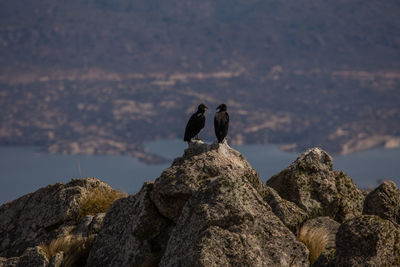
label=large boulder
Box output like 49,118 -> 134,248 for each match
267,148 -> 364,222
334,215 -> 400,266
150,141 -> 264,222
88,141 -> 310,266
363,180 -> 400,224
159,174 -> 309,266
0,178 -> 112,258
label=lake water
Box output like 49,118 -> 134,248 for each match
0,140 -> 399,204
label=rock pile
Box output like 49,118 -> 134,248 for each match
1,143 -> 399,266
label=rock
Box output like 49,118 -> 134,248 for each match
298,217 -> 339,267
86,182 -> 172,267
0,178 -> 113,258
88,141 -> 310,266
334,215 -> 400,266
75,213 -> 106,237
312,249 -> 335,267
159,176 -> 309,266
302,217 -> 340,251
263,186 -> 308,233
0,246 -> 49,267
48,252 -> 64,267
150,141 -> 264,222
363,180 -> 400,224
267,147 -> 364,222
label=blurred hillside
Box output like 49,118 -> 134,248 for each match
0,0 -> 399,162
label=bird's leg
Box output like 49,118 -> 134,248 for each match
195,134 -> 201,140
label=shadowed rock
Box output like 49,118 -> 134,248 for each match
263,186 -> 308,233
267,147 -> 364,222
0,178 -> 112,258
303,217 -> 339,251
305,217 -> 340,267
335,215 -> 400,266
86,182 -> 172,267
0,246 -> 49,267
363,180 -> 400,224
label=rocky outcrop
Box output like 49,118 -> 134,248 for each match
2,144 -> 400,266
159,173 -> 308,266
263,186 -> 308,233
150,141 -> 265,222
363,180 -> 400,224
334,215 -> 400,266
0,178 -> 111,258
86,182 -> 172,267
88,141 -> 310,266
267,148 -> 364,222
0,246 -> 49,267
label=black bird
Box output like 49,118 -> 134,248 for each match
184,103 -> 208,142
214,104 -> 229,143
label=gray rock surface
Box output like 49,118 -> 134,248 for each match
0,178 -> 112,258
3,144 -> 399,266
150,141 -> 265,222
75,213 -> 106,237
86,182 -> 172,267
335,215 -> 400,266
159,176 -> 309,266
48,252 -> 64,267
88,141 -> 310,266
363,180 -> 400,224
267,147 -> 364,222
263,186 -> 308,233
0,246 -> 49,267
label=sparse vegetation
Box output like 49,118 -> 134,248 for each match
297,224 -> 329,264
39,234 -> 95,267
77,187 -> 127,221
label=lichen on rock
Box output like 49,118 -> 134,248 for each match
87,140 -> 310,266
0,178 -> 112,258
266,147 -> 364,222
334,215 -> 400,266
363,180 -> 400,224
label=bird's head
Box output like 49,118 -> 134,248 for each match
198,103 -> 208,112
216,104 -> 227,111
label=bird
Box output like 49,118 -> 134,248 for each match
184,103 -> 208,142
214,104 -> 229,143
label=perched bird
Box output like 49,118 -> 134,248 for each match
214,104 -> 229,143
184,103 -> 208,142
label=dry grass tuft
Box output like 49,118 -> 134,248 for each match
77,187 -> 126,221
39,234 -> 95,267
297,224 -> 329,264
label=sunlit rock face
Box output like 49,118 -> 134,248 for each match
267,147 -> 364,222
87,140 -> 310,266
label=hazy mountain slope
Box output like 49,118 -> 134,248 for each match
0,0 -> 399,161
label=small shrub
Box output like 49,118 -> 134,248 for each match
77,187 -> 126,221
297,224 -> 329,264
39,234 -> 95,267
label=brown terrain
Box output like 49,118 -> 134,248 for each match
0,0 -> 399,163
